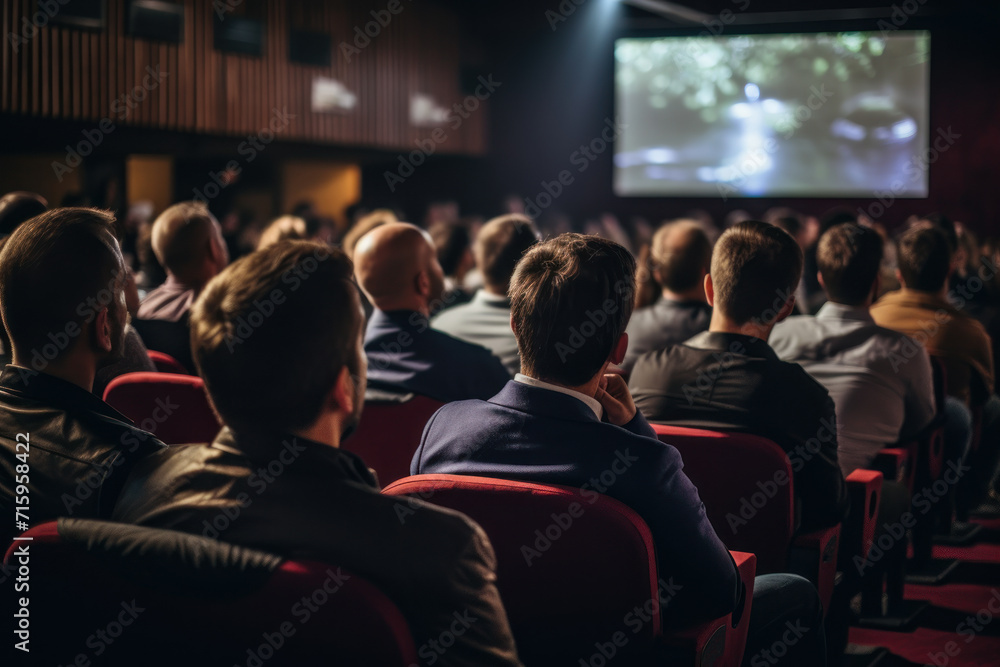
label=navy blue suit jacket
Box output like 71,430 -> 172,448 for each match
364,309 -> 510,403
412,380 -> 741,623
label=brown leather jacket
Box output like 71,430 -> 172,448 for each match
0,365 -> 167,546
112,426 -> 523,667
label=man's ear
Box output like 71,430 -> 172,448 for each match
509,313 -> 517,335
704,273 -> 715,306
330,366 -> 355,416
817,270 -> 825,293
93,307 -> 113,354
610,332 -> 628,365
775,296 -> 796,324
895,268 -> 904,288
415,269 -> 430,299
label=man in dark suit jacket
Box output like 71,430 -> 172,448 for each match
629,220 -> 849,534
620,220 -> 712,374
414,233 -> 826,666
113,241 -> 521,667
355,222 -> 509,402
0,208 -> 166,546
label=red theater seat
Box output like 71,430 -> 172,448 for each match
343,393 -> 444,485
103,372 -> 221,445
384,474 -> 755,666
650,424 -> 844,614
147,349 -> 191,375
2,520 -> 416,666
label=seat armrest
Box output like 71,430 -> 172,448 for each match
843,470 -> 883,570
790,525 -> 841,617
660,551 -> 756,667
873,448 -> 911,489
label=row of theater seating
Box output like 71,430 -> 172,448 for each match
7,348 -> 967,665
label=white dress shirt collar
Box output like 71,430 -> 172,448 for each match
514,373 -> 603,420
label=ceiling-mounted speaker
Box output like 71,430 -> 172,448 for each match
128,0 -> 184,43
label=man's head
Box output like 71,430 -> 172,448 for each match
151,202 -> 228,287
509,234 -> 635,387
190,241 -> 364,438
0,191 -> 48,238
353,222 -> 444,315
896,225 -> 952,293
707,220 -> 803,332
649,220 -> 712,299
429,221 -> 474,281
0,207 -> 129,377
816,223 -> 884,307
475,214 -> 540,296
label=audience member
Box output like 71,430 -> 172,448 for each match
629,220 -> 849,533
413,233 -> 826,666
770,223 -> 936,473
257,214 -> 309,250
0,191 -> 47,238
872,225 -> 993,407
134,202 -> 229,372
433,214 -> 540,376
0,208 -> 166,541
620,220 -> 712,375
429,220 -> 476,314
354,222 -> 509,402
112,241 -> 521,666
871,224 -> 998,509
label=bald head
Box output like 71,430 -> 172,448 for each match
152,201 -> 228,287
354,222 -> 444,314
651,220 -> 712,299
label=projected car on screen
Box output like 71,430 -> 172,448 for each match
614,32 -> 930,198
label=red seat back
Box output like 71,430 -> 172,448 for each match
3,520 -> 416,666
343,394 -> 444,485
147,349 -> 191,375
384,474 -> 662,660
651,424 -> 797,573
103,371 -> 222,445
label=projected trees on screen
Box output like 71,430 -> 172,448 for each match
614,32 -> 930,198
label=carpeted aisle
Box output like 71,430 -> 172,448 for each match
847,518 -> 1000,666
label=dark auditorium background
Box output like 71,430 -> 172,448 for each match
0,0 -> 998,236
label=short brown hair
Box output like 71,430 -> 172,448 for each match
151,201 -> 217,274
897,225 -> 951,292
475,214 -> 540,294
509,234 -> 635,386
0,207 -> 124,363
817,223 -> 883,306
191,241 -> 361,433
710,220 -> 803,325
650,220 -> 712,292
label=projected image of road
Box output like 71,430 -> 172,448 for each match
614,32 -> 930,198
